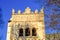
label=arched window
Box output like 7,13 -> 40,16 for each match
32,28 -> 36,36
19,28 -> 23,36
25,28 -> 30,36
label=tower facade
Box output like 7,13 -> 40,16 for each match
6,7 -> 45,40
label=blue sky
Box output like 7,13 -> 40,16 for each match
0,0 -> 60,40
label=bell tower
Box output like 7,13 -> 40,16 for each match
6,7 -> 45,40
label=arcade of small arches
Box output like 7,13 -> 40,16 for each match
19,28 -> 37,37
11,24 -> 37,37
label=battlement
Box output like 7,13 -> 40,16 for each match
12,7 -> 44,15
10,7 -> 44,22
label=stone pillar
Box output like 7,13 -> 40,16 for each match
30,28 -> 32,37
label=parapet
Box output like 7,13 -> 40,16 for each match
12,7 -> 44,15
10,7 -> 44,22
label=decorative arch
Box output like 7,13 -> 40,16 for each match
32,28 -> 36,36
25,28 -> 30,36
19,28 -> 23,36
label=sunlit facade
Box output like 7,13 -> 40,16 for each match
6,7 -> 45,40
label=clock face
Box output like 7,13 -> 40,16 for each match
11,23 -> 20,40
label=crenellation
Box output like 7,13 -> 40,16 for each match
12,7 -> 43,15
24,7 -> 31,14
12,9 -> 15,15
35,9 -> 38,14
18,10 -> 21,14
11,7 -> 44,22
39,7 -> 44,14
